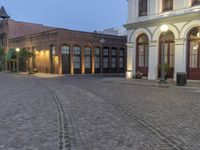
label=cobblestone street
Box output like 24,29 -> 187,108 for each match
1,73 -> 200,150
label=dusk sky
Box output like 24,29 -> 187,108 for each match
2,0 -> 127,32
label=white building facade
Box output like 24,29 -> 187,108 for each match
125,0 -> 200,80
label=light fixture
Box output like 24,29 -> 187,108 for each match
197,32 -> 200,38
126,71 -> 132,79
160,25 -> 169,32
16,48 -> 20,52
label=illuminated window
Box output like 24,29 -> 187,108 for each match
189,27 -> 200,68
160,31 -> 175,68
137,34 -> 149,67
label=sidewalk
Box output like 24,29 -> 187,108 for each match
102,77 -> 200,91
18,72 -> 64,78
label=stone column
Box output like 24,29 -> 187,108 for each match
91,47 -> 95,74
81,46 -> 85,74
174,39 -> 186,81
126,42 -> 136,79
148,41 -> 159,80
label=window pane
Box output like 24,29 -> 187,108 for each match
139,0 -> 147,16
163,0 -> 173,12
190,42 -> 198,68
103,48 -> 109,68
62,45 -> 70,54
73,46 -> 81,69
94,47 -> 100,69
85,47 -> 91,69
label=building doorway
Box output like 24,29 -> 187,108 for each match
136,34 -> 149,76
159,31 -> 175,78
188,27 -> 200,80
61,45 -> 70,74
73,46 -> 81,74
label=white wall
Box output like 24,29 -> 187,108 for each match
127,0 -> 200,24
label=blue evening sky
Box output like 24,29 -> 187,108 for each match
2,0 -> 127,32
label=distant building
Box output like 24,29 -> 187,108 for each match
97,27 -> 127,36
125,0 -> 200,80
0,6 -> 127,75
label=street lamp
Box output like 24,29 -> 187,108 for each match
160,25 -> 169,84
16,48 -> 20,72
100,37 -> 106,74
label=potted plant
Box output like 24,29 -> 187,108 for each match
159,63 -> 170,81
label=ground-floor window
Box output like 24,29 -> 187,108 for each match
85,47 -> 91,73
111,48 -> 117,72
119,48 -> 124,72
73,46 -> 81,73
189,41 -> 200,68
94,47 -> 100,73
103,48 -> 109,72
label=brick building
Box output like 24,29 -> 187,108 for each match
9,29 -> 127,74
0,6 -> 127,75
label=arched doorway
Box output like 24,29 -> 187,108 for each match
73,46 -> 81,74
136,34 -> 149,76
61,45 -> 70,74
188,27 -> 200,80
159,31 -> 175,78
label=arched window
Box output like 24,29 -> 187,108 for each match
73,46 -> 81,74
162,0 -> 173,12
136,34 -> 149,76
192,0 -> 200,6
84,47 -> 91,73
159,31 -> 175,78
61,45 -> 70,54
94,47 -> 100,73
188,27 -> 200,69
61,45 -> 70,74
188,27 -> 200,79
139,0 -> 148,16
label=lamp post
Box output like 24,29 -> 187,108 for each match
16,48 -> 20,72
100,37 -> 106,74
160,25 -> 168,84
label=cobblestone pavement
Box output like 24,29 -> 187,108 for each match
0,73 -> 58,150
1,73 -> 200,150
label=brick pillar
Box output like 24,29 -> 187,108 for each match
91,47 -> 95,74
81,46 -> 85,74
70,46 -> 74,75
